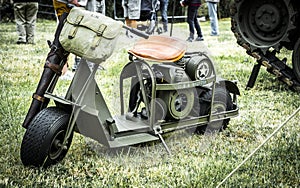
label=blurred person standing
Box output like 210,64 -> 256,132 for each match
86,0 -> 96,12
13,0 -> 38,44
159,0 -> 168,33
122,0 -> 141,29
122,0 -> 141,38
180,0 -> 204,42
95,0 -> 105,14
206,0 -> 219,36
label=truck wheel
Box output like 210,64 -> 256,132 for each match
20,107 -> 73,168
195,86 -> 233,134
292,38 -> 300,82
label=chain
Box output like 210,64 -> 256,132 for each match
230,0 -> 300,92
230,6 -> 300,91
247,46 -> 300,91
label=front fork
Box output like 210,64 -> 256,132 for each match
22,13 -> 70,128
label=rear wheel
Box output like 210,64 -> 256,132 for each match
195,86 -> 233,134
20,107 -> 73,168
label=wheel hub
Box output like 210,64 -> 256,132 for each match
161,89 -> 194,120
254,4 -> 280,33
49,130 -> 66,159
174,94 -> 188,112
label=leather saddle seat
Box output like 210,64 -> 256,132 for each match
128,35 -> 187,62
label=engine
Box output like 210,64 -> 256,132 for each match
152,63 -> 195,120
128,53 -> 216,121
151,53 -> 215,120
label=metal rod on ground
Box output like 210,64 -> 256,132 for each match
216,106 -> 300,188
158,133 -> 171,155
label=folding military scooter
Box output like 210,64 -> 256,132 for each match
20,8 -> 240,167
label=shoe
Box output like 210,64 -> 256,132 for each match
16,40 -> 26,44
27,40 -> 35,45
210,33 -> 219,36
163,25 -> 168,33
195,37 -> 204,41
186,37 -> 194,42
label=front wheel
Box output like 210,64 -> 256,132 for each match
20,107 -> 73,168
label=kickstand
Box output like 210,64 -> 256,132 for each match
157,133 -> 171,155
246,63 -> 261,89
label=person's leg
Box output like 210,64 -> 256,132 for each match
14,2 -> 26,44
86,0 -> 96,12
186,6 -> 196,41
123,0 -> 137,37
160,0 -> 168,32
207,2 -> 219,36
96,0 -> 105,14
193,6 -> 203,41
25,2 -> 38,44
125,18 -> 137,28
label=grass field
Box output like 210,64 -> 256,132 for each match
0,18 -> 300,187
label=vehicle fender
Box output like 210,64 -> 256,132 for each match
216,79 -> 240,95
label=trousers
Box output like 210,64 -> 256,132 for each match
14,2 -> 38,43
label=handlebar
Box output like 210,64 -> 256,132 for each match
122,25 -> 149,39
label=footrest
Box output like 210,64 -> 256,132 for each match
108,133 -> 159,148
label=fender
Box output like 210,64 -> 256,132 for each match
216,78 -> 240,96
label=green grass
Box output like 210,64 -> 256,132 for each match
0,18 -> 300,187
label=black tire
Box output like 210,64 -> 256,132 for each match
129,81 -> 141,112
195,86 -> 233,134
292,38 -> 300,82
230,0 -> 297,52
20,107 -> 73,168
